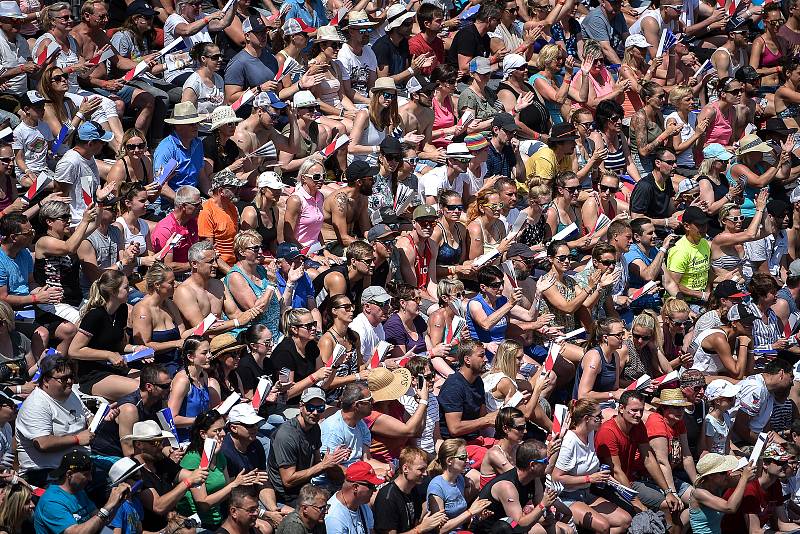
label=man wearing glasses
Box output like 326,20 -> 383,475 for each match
216,485 -> 263,534
150,185 -> 202,280
396,205 -> 440,305
312,240 -> 376,311
233,90 -> 300,178
325,461 -> 382,534
15,354 -> 93,486
419,143 -> 472,206
350,286 -> 392,363
276,483 -> 330,534
368,224 -> 402,289
630,146 -> 681,234
269,387 -> 349,507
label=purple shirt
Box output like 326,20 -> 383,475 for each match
383,313 -> 428,354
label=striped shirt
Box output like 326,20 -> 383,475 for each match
749,304 -> 782,349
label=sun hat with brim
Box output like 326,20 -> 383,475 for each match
346,10 -> 379,27
677,178 -> 699,195
652,388 -> 692,407
736,134 -> 773,156
446,143 -> 474,160
0,1 -> 27,18
210,333 -> 244,357
703,143 -> 733,161
123,420 -> 175,441
109,457 -> 144,486
384,4 -> 416,31
372,77 -> 398,93
316,25 -> 345,43
695,453 -> 740,481
209,106 -> 243,131
368,367 -> 412,402
165,101 -> 206,125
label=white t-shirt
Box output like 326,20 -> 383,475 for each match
665,111 -> 696,168
163,13 -> 212,82
0,30 -> 31,96
349,313 -> 385,364
182,72 -> 225,132
337,44 -> 378,100
398,392 -> 439,454
554,429 -> 600,487
12,120 -> 53,178
419,166 -> 468,205
730,373 -> 774,436
54,148 -> 99,225
15,387 -> 89,473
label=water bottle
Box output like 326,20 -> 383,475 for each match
596,464 -> 610,488
277,367 -> 290,406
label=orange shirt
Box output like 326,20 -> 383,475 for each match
197,199 -> 238,265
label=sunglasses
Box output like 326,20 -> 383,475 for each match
293,321 -> 318,330
529,458 -> 549,465
658,159 -> 678,165
54,14 -> 74,20
305,173 -> 325,182
724,88 -> 743,95
452,454 -> 469,461
671,319 -> 693,328
608,115 -> 622,122
126,142 -> 147,151
150,382 -> 172,390
510,423 -> 527,431
506,6 -> 519,12
203,53 -> 223,60
726,215 -> 744,222
50,373 -> 74,384
244,245 -> 262,253
599,184 -> 618,193
334,303 -> 354,311
359,28 -> 373,34
381,91 -> 396,100
0,157 -> 13,163
485,202 -> 504,210
444,204 -> 464,211
304,403 -> 326,413
562,186 -> 579,193
553,254 -> 570,263
325,42 -> 342,50
416,220 -> 436,228
383,153 -> 403,161
52,74 -> 68,82
486,281 -> 504,289
577,121 -> 594,129
598,259 -> 616,266
632,333 -> 651,341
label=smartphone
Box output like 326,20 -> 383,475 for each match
279,367 -> 290,384
417,375 -> 424,390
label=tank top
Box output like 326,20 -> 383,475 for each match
432,96 -> 455,149
528,74 -> 564,126
582,196 -> 615,234
620,67 -> 645,118
247,202 -> 278,251
483,371 -> 517,412
498,81 -> 549,134
316,74 -> 343,107
691,328 -> 726,374
572,345 -> 617,398
480,219 -> 504,255
706,101 -> 734,147
121,157 -> 148,183
34,33 -> 80,92
436,222 -> 463,266
665,111 -> 697,167
294,186 -> 324,247
758,36 -> 783,67
572,68 -> 614,112
621,337 -> 656,383
466,294 -> 508,343
403,234 -> 431,289
223,264 -> 280,338
355,119 -> 387,167
478,468 -> 533,521
177,379 -> 210,442
629,114 -> 664,162
115,216 -> 149,254
601,133 -> 627,172
34,254 -> 82,307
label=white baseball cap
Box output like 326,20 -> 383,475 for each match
705,379 -> 740,401
257,171 -> 287,190
625,34 -> 650,49
228,403 -> 265,426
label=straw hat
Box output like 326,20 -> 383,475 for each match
368,367 -> 412,402
209,106 -> 243,131
165,102 -> 206,125
736,134 -> 772,156
315,25 -> 344,43
346,10 -> 379,27
209,333 -> 244,358
695,453 -> 740,481
652,388 -> 692,408
371,77 -> 398,93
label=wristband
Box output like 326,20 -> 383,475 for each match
537,503 -> 546,510
73,434 -> 80,445
15,386 -> 21,395
407,67 -> 415,75
608,391 -> 613,400
584,475 -> 591,484
115,261 -> 124,271
233,318 -> 240,328
97,508 -> 110,521
420,399 -> 429,406
658,248 -> 667,254
31,293 -> 37,304
183,478 -> 192,489
76,112 -> 86,121
355,372 -> 361,380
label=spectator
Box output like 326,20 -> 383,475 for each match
221,403 -> 266,478
237,323 -> 274,398
338,12 -> 378,104
167,335 -> 219,442
665,206 -> 713,306
276,483 -> 329,534
198,169 -> 245,268
427,438 -> 491,530
241,171 -> 284,256
581,0 -> 628,64
373,5 -> 428,83
731,359 -> 793,445
283,157 -> 326,248
373,446 -> 448,534
273,243 -> 320,327
325,461 -> 380,534
149,185 -> 201,280
573,317 -> 626,406
349,286 -> 391,363
629,147 -> 679,232
32,449 -> 129,534
319,381 -> 376,484
447,2 -> 502,74
223,16 -> 281,106
321,161 -> 375,250
408,4 -> 445,76
316,293 -> 362,404
698,379 -> 739,456
214,485 -> 263,534
690,453 -> 755,534
15,354 -> 91,487
13,91 -> 53,188
744,199 -> 791,280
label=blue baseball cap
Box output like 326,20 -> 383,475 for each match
77,121 -> 113,142
276,242 -> 304,260
253,91 -> 287,109
703,143 -> 733,161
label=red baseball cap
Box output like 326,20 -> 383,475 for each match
345,461 -> 383,486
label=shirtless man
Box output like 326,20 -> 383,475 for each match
399,75 -> 441,166
321,161 -> 375,251
312,240 -> 374,309
70,0 -> 156,139
172,240 -> 266,334
233,91 -> 300,177
396,204 -> 439,303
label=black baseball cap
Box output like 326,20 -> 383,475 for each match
682,206 -> 710,226
53,449 -> 93,477
492,112 -> 518,132
346,160 -> 378,181
127,0 -> 156,16
767,199 -> 792,219
507,243 -> 535,258
713,280 -> 749,300
19,90 -> 50,107
380,136 -> 404,156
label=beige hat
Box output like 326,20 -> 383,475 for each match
736,134 -> 773,156
347,10 -> 378,27
209,333 -> 244,358
165,101 -> 206,125
652,388 -> 692,408
209,106 -> 243,131
315,25 -> 344,43
122,420 -> 175,441
368,367 -> 412,402
695,453 -> 740,481
371,77 -> 398,93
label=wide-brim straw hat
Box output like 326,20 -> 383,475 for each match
165,102 -> 206,125
209,106 -> 243,131
315,25 -> 345,43
652,388 -> 692,408
695,453 -> 740,481
368,367 -> 412,402
736,134 -> 772,156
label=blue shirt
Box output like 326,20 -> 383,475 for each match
276,270 -> 314,309
110,498 -> 144,534
153,133 -> 204,199
466,294 -> 508,343
438,371 -> 485,440
486,142 -> 516,178
34,485 -> 96,534
285,0 -> 328,28
427,474 -> 467,519
0,247 -> 32,295
224,49 -> 279,90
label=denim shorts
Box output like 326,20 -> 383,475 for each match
560,487 -> 592,506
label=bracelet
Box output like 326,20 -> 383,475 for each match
76,112 -> 86,121
584,475 -> 591,484
115,261 -> 124,271
658,248 -> 667,254
73,434 -> 80,445
537,503 -> 546,510
407,67 -> 415,75
183,478 -> 192,489
355,372 -> 361,380
15,386 -> 21,395
233,318 -> 240,328
297,79 -> 304,90
448,266 -> 456,275
202,16 -> 209,24
97,508 -> 110,521
31,293 -> 37,304
339,108 -> 344,118
608,391 -> 614,400
420,399 -> 429,406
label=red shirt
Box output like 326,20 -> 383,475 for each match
644,412 -> 687,469
594,417 -> 649,481
408,33 -> 444,76
720,479 -> 785,533
364,402 -> 409,464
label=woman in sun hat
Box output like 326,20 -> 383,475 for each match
363,366 -> 429,465
350,77 -> 402,166
308,26 -> 357,128
727,132 -> 792,220
203,105 -> 244,174
277,90 -> 338,180
689,453 -> 754,534
698,143 -> 739,237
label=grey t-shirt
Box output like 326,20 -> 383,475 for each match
266,417 -> 321,505
80,226 -> 124,295
276,512 -> 325,534
581,6 -> 628,57
53,149 -> 99,225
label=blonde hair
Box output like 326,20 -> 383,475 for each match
437,278 -> 465,304
0,301 -> 14,329
537,44 -> 561,70
583,39 -> 601,59
144,261 -> 173,293
668,85 -> 693,107
116,128 -> 147,159
0,485 -> 32,532
662,297 -> 690,320
81,270 -> 127,319
280,307 -> 311,335
80,0 -> 106,17
41,2 -> 71,31
427,438 -> 466,476
569,399 -> 599,429
718,203 -> 741,225
491,340 -> 522,379
631,309 -> 663,350
466,188 -> 500,221
698,157 -> 720,177
234,229 -> 262,256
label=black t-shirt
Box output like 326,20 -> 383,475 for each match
75,305 -> 129,379
93,389 -> 163,457
437,372 -> 486,440
373,34 -> 411,76
267,416 -> 322,505
373,481 -> 423,534
220,433 -> 267,476
203,134 -> 240,173
629,173 -> 675,219
477,469 -> 536,526
140,459 -> 182,531
237,353 -> 273,394
270,337 -> 320,405
446,24 -> 490,66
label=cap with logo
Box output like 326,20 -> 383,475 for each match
300,387 -> 327,403
677,178 -> 699,195
282,17 -> 315,35
257,171 -> 287,190
469,56 -> 492,75
228,403 -> 265,426
253,91 -> 287,109
346,461 -> 384,485
407,75 -> 436,95
413,204 -> 438,220
727,303 -> 758,325
276,242 -> 305,261
242,15 -> 267,34
705,379 -> 740,401
713,280 -> 749,299
19,90 -> 51,107
127,0 -> 156,16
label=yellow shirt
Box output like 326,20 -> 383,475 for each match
666,236 -> 711,292
523,146 -> 573,188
